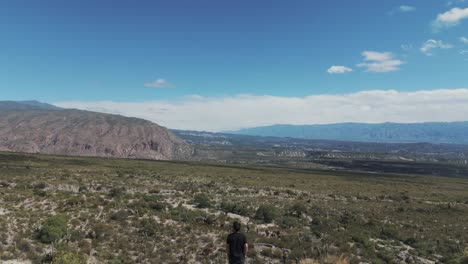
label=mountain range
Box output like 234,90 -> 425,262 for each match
0,101 -> 191,160
227,122 -> 468,144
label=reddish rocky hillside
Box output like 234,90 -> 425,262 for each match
0,108 -> 192,160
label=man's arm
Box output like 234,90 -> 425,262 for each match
244,243 -> 249,256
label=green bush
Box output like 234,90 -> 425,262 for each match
139,218 -> 161,237
110,210 -> 129,221
109,187 -> 125,198
16,239 -> 31,253
220,201 -> 251,216
280,216 -> 299,228
288,202 -> 307,217
93,223 -> 112,240
255,204 -> 278,223
52,250 -> 86,264
39,214 -> 69,243
143,194 -> 161,203
193,194 -> 211,208
379,225 -> 401,240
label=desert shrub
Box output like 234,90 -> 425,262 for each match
272,248 -> 283,259
144,196 -> 167,211
66,196 -> 83,206
289,248 -> 305,261
52,249 -> 86,264
77,240 -> 91,254
52,252 -> 80,264
280,216 -> 299,228
33,182 -> 47,189
376,249 -> 394,264
379,225 -> 401,240
39,214 -> 69,243
255,204 -> 278,223
109,187 -> 125,198
92,223 -> 112,240
70,229 -> 86,242
140,218 -> 160,237
78,185 -> 88,193
128,200 -> 148,216
16,239 -> 31,253
220,201 -> 251,216
130,196 -> 167,214
193,194 -> 211,208
288,202 -> 308,217
33,189 -> 47,197
110,210 -> 129,221
201,214 -> 216,225
436,239 -> 464,257
262,247 -> 273,258
149,202 -> 166,211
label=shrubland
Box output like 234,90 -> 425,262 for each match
0,152 -> 467,263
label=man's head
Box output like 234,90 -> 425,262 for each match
232,221 -> 241,232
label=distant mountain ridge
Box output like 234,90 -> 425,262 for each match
227,122 -> 468,144
0,100 -> 62,111
0,101 -> 191,160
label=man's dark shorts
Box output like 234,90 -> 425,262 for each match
229,255 -> 245,264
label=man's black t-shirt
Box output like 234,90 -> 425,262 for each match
227,232 -> 247,263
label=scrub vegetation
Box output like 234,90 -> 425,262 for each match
0,152 -> 467,263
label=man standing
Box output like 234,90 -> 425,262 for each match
227,221 -> 248,264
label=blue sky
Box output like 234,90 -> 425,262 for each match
2,0 -> 468,130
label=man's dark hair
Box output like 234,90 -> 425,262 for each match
232,221 -> 241,232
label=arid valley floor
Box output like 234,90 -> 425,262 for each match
1,152 -> 467,263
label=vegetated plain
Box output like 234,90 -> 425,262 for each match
0,152 -> 467,264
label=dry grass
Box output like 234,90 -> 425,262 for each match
300,255 -> 349,264
299,259 -> 320,264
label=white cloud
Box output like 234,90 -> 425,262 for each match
54,89 -> 468,132
420,39 -> 453,55
357,51 -> 403,72
399,5 -> 416,12
144,79 -> 176,88
327,66 -> 353,74
433,7 -> 468,30
460,37 -> 468,44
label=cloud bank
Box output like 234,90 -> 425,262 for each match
54,89 -> 468,132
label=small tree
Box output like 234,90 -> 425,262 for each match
255,204 -> 278,223
39,214 -> 69,243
